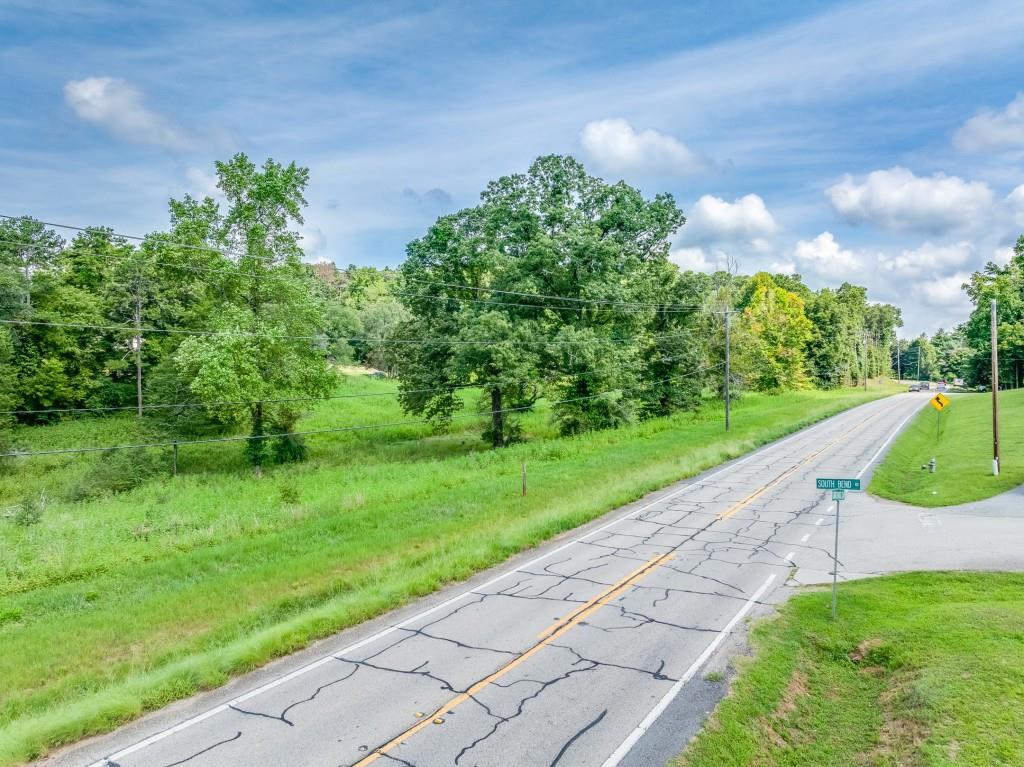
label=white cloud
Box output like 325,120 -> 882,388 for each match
579,118 -> 709,175
770,261 -> 796,275
793,231 -> 863,275
299,225 -> 327,258
686,194 -> 778,243
954,93 -> 1024,152
914,272 -> 971,309
1009,184 -> 1024,227
669,246 -> 710,272
826,166 -> 993,233
184,166 -> 220,198
879,241 -> 973,278
64,77 -> 191,151
993,246 -> 1015,266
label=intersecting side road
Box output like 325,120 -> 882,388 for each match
48,393 -> 971,767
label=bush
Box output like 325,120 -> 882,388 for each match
66,448 -> 166,501
13,494 -> 44,526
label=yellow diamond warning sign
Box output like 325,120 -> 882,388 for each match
930,392 -> 951,411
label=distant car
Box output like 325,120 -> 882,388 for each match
976,384 -> 988,392
908,383 -> 921,392
937,380 -> 947,391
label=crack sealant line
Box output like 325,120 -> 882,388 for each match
600,397 -> 922,767
599,573 -> 777,767
85,397 -> 898,767
351,551 -> 675,767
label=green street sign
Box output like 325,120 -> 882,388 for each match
832,489 -> 845,501
816,478 -> 861,491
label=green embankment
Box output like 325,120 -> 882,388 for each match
673,572 -> 1024,767
0,377 -> 896,765
870,389 -> 1023,507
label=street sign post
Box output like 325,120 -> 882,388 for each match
930,393 -> 951,443
815,477 -> 862,619
815,478 -> 861,491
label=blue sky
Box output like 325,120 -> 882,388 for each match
3,0 -> 1024,335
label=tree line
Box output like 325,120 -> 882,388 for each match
0,154 -> 902,460
903,236 -> 1024,389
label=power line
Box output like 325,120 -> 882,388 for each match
0,216 -> 717,313
0,350 -> 700,415
0,363 -> 723,458
2,237 -> 707,316
0,318 -> 700,346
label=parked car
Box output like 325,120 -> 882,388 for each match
908,382 -> 921,392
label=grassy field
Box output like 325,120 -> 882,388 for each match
870,388 -> 1023,507
0,375 -> 897,765
673,572 -> 1024,767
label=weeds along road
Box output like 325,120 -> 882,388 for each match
54,394 -> 933,767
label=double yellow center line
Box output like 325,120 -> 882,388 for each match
354,401 -> 895,764
352,551 -> 674,766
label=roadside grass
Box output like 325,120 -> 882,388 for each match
672,572 -> 1024,767
870,389 -> 1023,507
0,377 -> 897,765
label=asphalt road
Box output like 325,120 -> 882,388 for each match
47,393 -> 1024,767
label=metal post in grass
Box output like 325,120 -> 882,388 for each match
991,299 -> 1001,476
724,309 -> 731,432
172,441 -> 178,476
521,460 -> 526,497
831,492 -> 841,620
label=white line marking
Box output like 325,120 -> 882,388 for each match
600,574 -> 777,767
856,402 -> 921,479
800,533 -> 810,543
88,400 -> 892,766
814,517 -> 825,526
785,551 -> 796,563
602,398 -> 917,766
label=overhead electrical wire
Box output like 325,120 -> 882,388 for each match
0,363 -> 723,458
0,318 -> 704,346
0,215 -> 725,313
0,350 -> 702,417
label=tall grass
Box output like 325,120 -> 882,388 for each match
0,375 -> 897,765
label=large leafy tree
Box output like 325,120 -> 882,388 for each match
395,155 -> 686,446
166,155 -> 335,465
740,273 -> 813,391
962,235 -> 1024,386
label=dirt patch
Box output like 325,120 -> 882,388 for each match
775,669 -> 810,718
849,637 -> 884,663
859,673 -> 930,766
757,668 -> 811,750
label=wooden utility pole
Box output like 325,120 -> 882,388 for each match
724,310 -> 731,431
134,291 -> 143,417
991,299 -> 1000,476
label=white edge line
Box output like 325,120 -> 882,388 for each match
800,533 -> 810,543
601,397 -> 917,767
856,402 -> 920,480
600,573 -> 777,767
89,400 -> 887,766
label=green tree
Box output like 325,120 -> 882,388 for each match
396,155 -> 686,446
166,155 -> 335,465
741,273 -> 813,391
962,236 -> 1024,387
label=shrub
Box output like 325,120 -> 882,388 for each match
13,495 -> 44,526
67,448 -> 166,501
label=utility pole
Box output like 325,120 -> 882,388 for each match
724,310 -> 731,431
917,347 -> 921,382
896,339 -> 901,382
991,299 -> 1000,476
133,291 -> 143,417
862,334 -> 868,390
